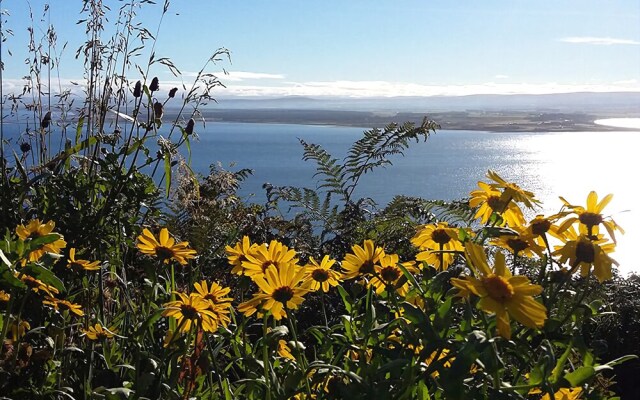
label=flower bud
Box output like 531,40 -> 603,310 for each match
133,80 -> 142,97
185,118 -> 195,135
149,77 -> 159,92
168,87 -> 178,98
153,101 -> 164,120
41,111 -> 52,129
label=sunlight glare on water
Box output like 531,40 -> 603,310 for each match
514,131 -> 638,276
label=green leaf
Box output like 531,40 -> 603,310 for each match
604,354 -> 639,367
337,285 -> 352,313
163,153 -> 172,197
563,366 -> 595,387
551,343 -> 572,383
75,115 -> 85,144
22,264 -> 65,293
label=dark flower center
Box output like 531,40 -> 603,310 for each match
28,231 -> 41,240
579,212 -> 603,229
359,260 -> 375,274
487,196 -> 505,211
204,294 -> 218,303
180,304 -> 199,320
506,238 -> 529,255
431,229 -> 452,245
155,246 -> 175,261
380,266 -> 400,282
575,240 -> 595,264
311,269 -> 330,282
261,261 -> 277,272
531,219 -> 551,235
69,262 -> 83,270
272,286 -> 294,303
483,275 -> 514,301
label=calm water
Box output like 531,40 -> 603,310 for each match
3,121 -> 638,275
187,122 -> 639,276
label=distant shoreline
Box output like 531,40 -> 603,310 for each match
197,108 -> 640,133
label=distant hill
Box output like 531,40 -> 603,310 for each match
209,92 -> 640,114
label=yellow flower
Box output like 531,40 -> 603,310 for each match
469,182 -> 526,227
490,225 -> 544,258
527,214 -> 566,247
162,292 -> 219,333
43,297 -> 85,317
369,254 -> 417,296
18,273 -> 60,297
15,219 -> 67,263
9,320 -> 30,341
277,339 -> 295,360
558,191 -> 623,243
67,248 -> 101,271
451,242 -> 547,339
83,324 -> 117,341
486,170 -> 540,209
225,236 -> 259,275
341,240 -> 385,280
424,348 -> 454,378
137,227 -> 196,265
193,280 -> 233,328
303,255 -> 341,292
553,228 -> 617,283
238,263 -> 309,320
241,240 -> 298,277
529,386 -> 583,400
0,290 -> 10,302
412,222 -> 465,270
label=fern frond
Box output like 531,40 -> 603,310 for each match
299,139 -> 349,201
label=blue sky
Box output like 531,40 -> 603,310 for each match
2,0 -> 639,97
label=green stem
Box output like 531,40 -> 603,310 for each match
262,313 -> 272,400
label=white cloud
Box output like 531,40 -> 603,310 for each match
4,77 -> 640,100
213,80 -> 640,98
494,75 -> 509,79
559,36 -> 640,45
181,70 -> 285,81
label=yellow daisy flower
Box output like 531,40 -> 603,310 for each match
469,182 -> 526,227
15,219 -> 67,263
241,240 -> 298,277
225,235 -> 259,275
303,255 -> 341,292
558,191 -> 624,243
0,290 -> 10,302
277,339 -> 295,360
412,222 -> 465,270
369,254 -> 417,296
451,242 -> 547,339
83,324 -> 117,341
529,386 -> 583,400
527,214 -> 566,247
553,227 -> 617,283
43,297 -> 85,317
193,280 -> 233,328
67,248 -> 101,271
238,263 -> 309,320
341,239 -> 385,280
486,170 -> 540,209
162,292 -> 219,333
137,227 -> 197,265
18,273 -> 60,297
490,225 -> 544,258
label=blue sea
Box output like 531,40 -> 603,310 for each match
3,120 -> 639,275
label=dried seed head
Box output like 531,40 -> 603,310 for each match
41,111 -> 52,129
185,118 -> 195,135
133,80 -> 142,98
153,101 -> 164,120
168,87 -> 178,98
20,142 -> 32,153
149,77 -> 159,92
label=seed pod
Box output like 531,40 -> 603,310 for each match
149,77 -> 159,92
153,101 -> 164,120
185,118 -> 195,135
20,142 -> 32,153
133,80 -> 142,97
168,87 -> 178,98
41,111 -> 52,129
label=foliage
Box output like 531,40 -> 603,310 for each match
0,1 -> 636,399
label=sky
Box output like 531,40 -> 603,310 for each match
1,0 -> 639,98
